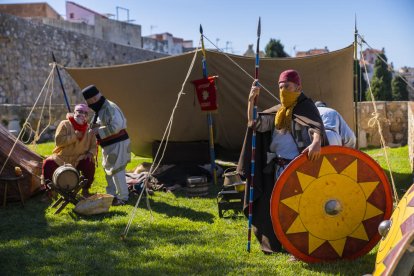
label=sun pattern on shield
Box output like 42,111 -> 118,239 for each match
270,146 -> 393,263
373,184 -> 414,275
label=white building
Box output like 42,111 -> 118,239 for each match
142,32 -> 193,55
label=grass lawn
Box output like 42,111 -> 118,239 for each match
0,144 -> 412,275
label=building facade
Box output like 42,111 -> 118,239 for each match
0,2 -> 62,19
142,32 -> 193,55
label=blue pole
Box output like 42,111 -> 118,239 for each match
247,17 -> 261,253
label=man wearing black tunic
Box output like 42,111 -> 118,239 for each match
238,69 -> 328,254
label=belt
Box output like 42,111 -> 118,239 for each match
98,129 -> 129,147
263,157 -> 293,174
274,157 -> 292,166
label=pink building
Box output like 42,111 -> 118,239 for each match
66,1 -> 107,25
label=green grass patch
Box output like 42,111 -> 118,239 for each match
0,144 -> 412,275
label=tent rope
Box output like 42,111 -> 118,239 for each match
122,42 -> 201,239
202,35 -> 280,103
0,63 -> 56,176
357,36 -> 399,204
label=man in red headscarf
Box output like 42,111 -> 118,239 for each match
238,69 -> 329,255
42,104 -> 97,198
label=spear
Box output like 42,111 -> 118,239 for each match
52,52 -> 71,112
247,17 -> 261,253
199,24 -> 217,186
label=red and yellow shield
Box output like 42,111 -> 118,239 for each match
270,146 -> 393,263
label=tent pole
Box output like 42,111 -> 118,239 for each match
52,52 -> 71,112
353,15 -> 359,148
199,25 -> 217,186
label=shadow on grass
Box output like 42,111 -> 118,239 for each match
69,210 -> 128,221
139,198 -> 215,223
157,180 -> 226,200
382,169 -> 413,197
0,213 -> 236,275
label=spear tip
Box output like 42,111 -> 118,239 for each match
199,24 -> 203,35
354,14 -> 358,33
257,17 -> 261,37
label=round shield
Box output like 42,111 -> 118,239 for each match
373,183 -> 414,275
270,146 -> 393,263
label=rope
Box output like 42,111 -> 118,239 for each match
358,37 -> 399,204
33,65 -> 55,144
0,63 -> 56,176
122,42 -> 200,239
202,35 -> 280,103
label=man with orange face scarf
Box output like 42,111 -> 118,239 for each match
238,69 -> 328,254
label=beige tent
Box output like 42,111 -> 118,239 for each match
66,45 -> 354,158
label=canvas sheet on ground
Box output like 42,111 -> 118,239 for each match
66,45 -> 354,157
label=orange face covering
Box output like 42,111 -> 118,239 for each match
274,88 -> 301,131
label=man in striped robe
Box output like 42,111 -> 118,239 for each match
82,85 -> 131,206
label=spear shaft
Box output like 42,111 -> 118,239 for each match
199,25 -> 217,186
52,52 -> 71,112
247,17 -> 261,253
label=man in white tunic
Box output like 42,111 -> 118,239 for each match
82,85 -> 131,206
315,101 -> 356,148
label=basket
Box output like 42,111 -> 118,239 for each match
73,194 -> 114,215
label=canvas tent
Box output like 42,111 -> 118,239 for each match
0,123 -> 43,201
66,45 -> 354,158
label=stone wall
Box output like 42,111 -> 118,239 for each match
408,102 -> 414,173
357,101 -> 408,148
0,12 -> 166,107
0,104 -> 69,142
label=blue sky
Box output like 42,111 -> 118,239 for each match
3,0 -> 414,68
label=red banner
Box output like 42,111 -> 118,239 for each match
192,76 -> 218,112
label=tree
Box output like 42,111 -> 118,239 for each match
391,75 -> 408,101
366,50 -> 392,101
265,39 -> 289,58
